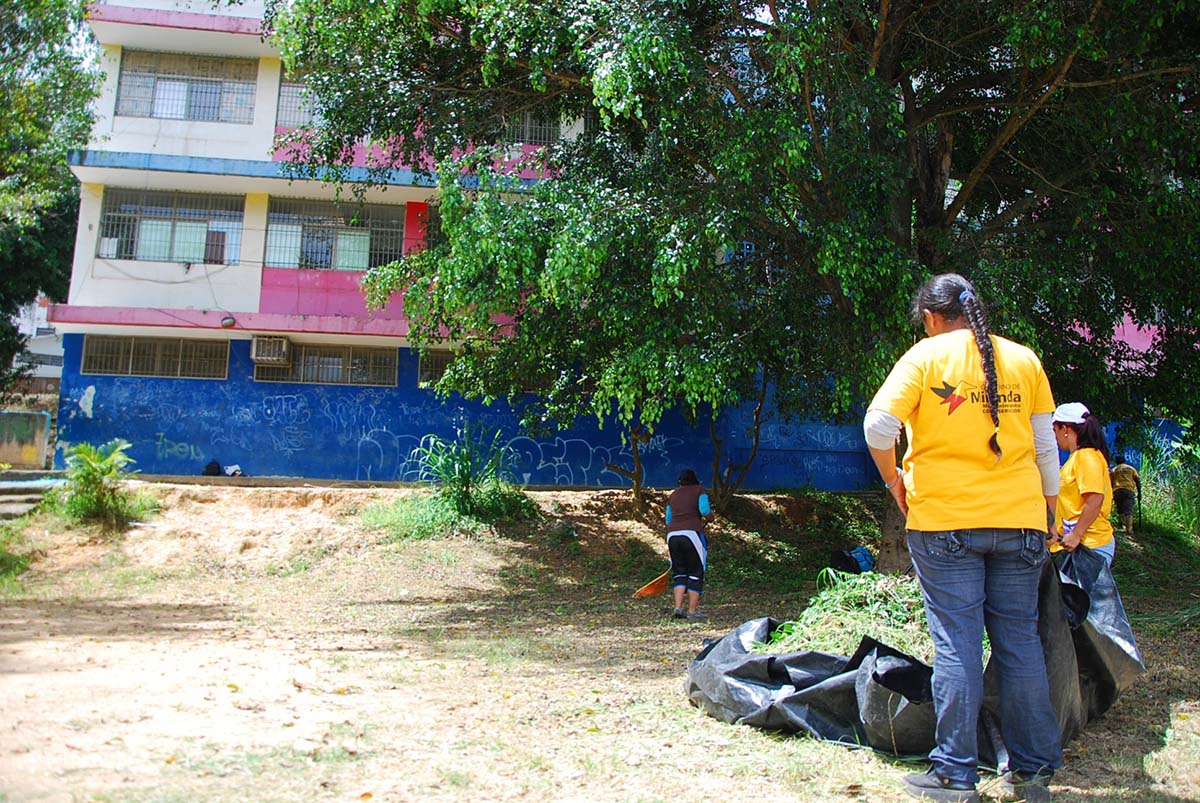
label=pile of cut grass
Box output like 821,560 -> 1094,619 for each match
758,568 -> 934,661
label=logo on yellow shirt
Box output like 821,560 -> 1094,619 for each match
931,380 -> 970,414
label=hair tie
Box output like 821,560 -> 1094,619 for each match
959,290 -> 975,304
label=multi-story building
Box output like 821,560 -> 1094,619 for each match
51,0 -> 873,489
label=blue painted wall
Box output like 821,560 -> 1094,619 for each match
54,334 -> 875,490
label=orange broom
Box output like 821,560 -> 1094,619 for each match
632,569 -> 670,598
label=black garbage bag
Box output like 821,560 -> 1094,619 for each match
686,620 -> 937,755
852,638 -> 936,756
685,618 -> 867,744
979,557 -> 1086,771
689,557 -> 1093,768
1053,546 -> 1145,719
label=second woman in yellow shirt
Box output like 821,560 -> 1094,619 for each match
1050,402 -> 1116,565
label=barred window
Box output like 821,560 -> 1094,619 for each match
97,189 -> 244,264
116,51 -> 257,124
16,352 -> 64,367
265,199 -> 406,271
417,350 -> 455,387
582,108 -> 600,136
254,344 -> 398,386
81,336 -> 228,379
506,111 -> 561,146
277,80 -> 323,128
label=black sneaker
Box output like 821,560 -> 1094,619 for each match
672,608 -> 686,619
999,769 -> 1052,802
686,611 -> 707,621
903,768 -> 980,803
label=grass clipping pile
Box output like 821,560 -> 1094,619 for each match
761,569 -> 934,661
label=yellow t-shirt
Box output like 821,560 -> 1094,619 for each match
1110,463 -> 1139,493
869,329 -> 1055,531
1054,447 -> 1114,551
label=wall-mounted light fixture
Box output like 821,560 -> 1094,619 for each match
220,315 -> 237,328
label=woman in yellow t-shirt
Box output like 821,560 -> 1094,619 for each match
1050,402 -> 1115,564
864,273 -> 1061,803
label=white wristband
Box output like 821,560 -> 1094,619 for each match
885,469 -> 904,490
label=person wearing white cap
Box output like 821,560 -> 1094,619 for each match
1050,402 -> 1116,565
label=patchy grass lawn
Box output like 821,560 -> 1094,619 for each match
0,483 -> 1196,802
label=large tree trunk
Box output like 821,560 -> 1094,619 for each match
709,376 -> 768,511
875,498 -> 912,574
875,429 -> 913,575
605,425 -> 649,508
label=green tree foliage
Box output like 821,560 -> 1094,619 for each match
0,193 -> 77,402
267,0 -> 1199,444
1,0 -> 98,226
1,0 -> 100,397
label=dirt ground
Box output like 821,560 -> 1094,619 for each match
1,483 -> 1197,803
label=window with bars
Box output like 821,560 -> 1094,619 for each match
254,344 -> 398,386
277,80 -> 324,128
96,189 -> 244,264
81,336 -> 228,379
417,350 -> 455,387
582,108 -> 601,136
116,51 -> 257,124
265,199 -> 406,271
16,353 -> 64,367
506,111 -> 561,146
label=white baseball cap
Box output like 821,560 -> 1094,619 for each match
1052,402 -> 1090,424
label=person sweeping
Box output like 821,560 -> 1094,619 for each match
665,468 -> 711,621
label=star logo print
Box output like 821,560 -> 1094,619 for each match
931,381 -> 968,415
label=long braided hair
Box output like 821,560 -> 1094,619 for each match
911,273 -> 1002,460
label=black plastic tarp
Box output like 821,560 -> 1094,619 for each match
687,552 -> 1144,767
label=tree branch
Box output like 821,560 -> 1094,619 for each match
942,0 -> 1104,226
869,0 -> 890,75
1061,64 -> 1196,89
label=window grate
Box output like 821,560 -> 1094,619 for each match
81,336 -> 228,379
265,198 -> 406,271
116,50 -> 256,124
506,111 -> 561,146
277,80 -> 324,128
254,344 -> 398,386
417,350 -> 455,387
97,189 -> 244,264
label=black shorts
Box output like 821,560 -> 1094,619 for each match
668,532 -> 706,594
1113,488 -> 1136,516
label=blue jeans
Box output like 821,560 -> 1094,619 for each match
908,528 -> 1063,785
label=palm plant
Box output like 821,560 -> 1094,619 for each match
62,438 -> 140,528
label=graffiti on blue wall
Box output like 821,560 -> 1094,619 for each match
54,335 -> 874,491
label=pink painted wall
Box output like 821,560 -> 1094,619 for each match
48,304 -> 411,337
1114,316 -> 1156,353
272,129 -> 549,180
259,268 -> 405,318
88,4 -> 262,35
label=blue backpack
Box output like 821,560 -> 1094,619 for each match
830,545 -> 876,574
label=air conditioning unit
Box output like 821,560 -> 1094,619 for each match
250,335 -> 291,365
